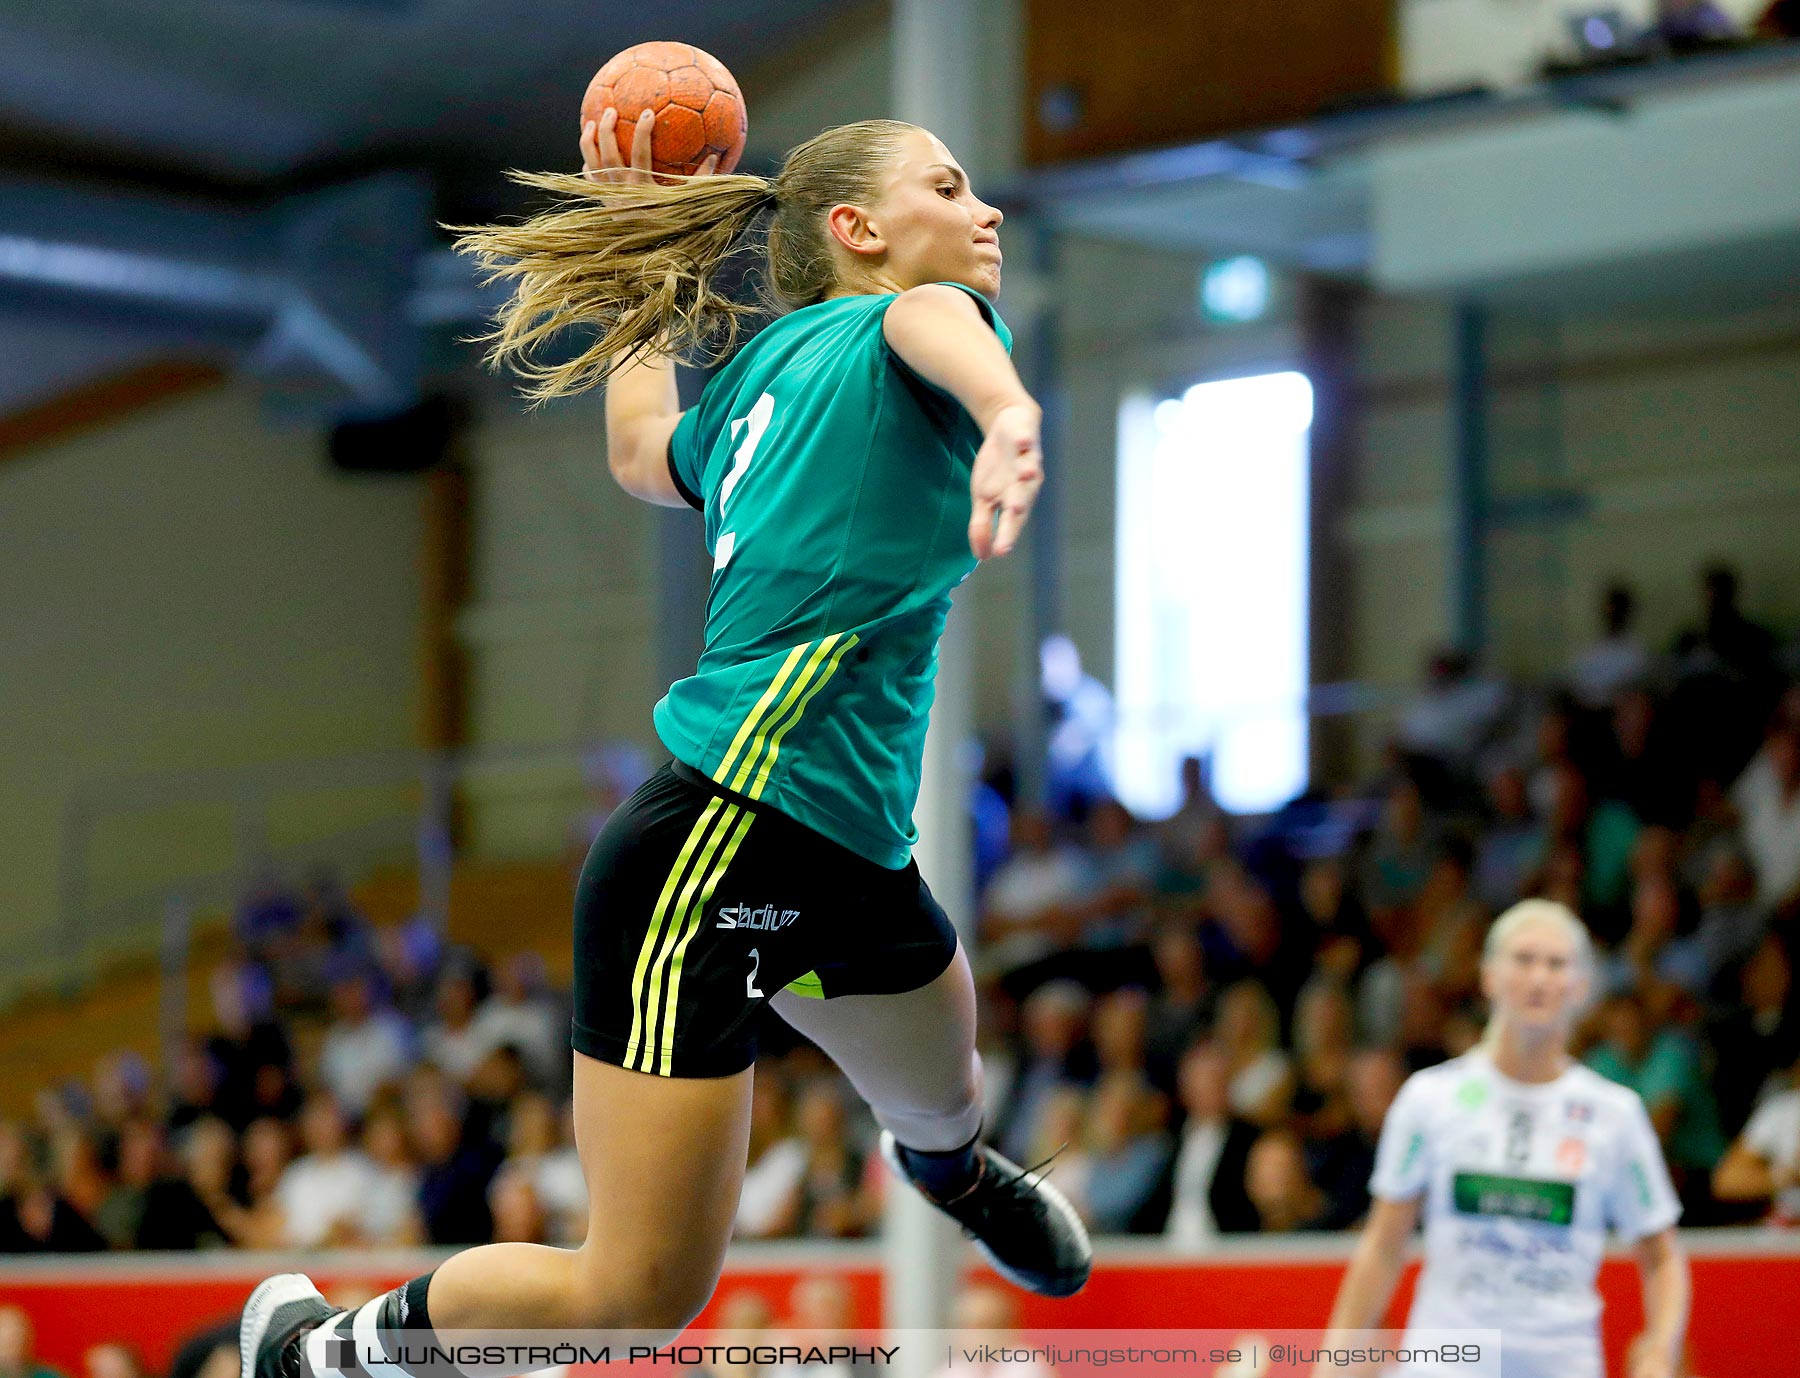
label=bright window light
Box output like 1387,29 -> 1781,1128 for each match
1115,370 -> 1312,816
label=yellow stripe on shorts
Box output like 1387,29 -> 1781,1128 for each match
624,631 -> 853,1074
656,807 -> 757,1075
635,800 -> 741,1072
623,797 -> 728,1071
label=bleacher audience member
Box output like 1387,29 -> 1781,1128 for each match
317,968 -> 412,1119
1396,648 -> 1509,779
272,1093 -> 378,1249
360,1103 -> 424,1246
1669,562 -> 1782,784
1709,936 -> 1800,1134
165,1038 -> 222,1137
98,1119 -> 223,1250
1680,844 -> 1768,1002
1731,722 -> 1800,914
979,811 -> 1088,978
489,1169 -> 550,1245
1040,633 -> 1116,819
784,1079 -> 875,1240
735,1073 -> 807,1241
1213,981 -> 1293,1128
1584,990 -> 1727,1214
468,952 -> 563,1090
1598,687 -> 1693,829
1310,1048 -> 1405,1230
1080,1072 -> 1172,1234
993,981 -> 1094,1163
236,1116 -> 292,1247
1164,1041 -> 1259,1244
1570,582 -> 1653,710
1357,777 -> 1440,926
409,1071 -> 501,1246
374,916 -> 444,1025
1288,981 -> 1356,1141
1075,799 -> 1156,955
1202,865 -> 1309,1015
421,967 -> 487,1084
0,1173 -> 106,1253
1295,856 -> 1372,979
1142,924 -> 1215,1084
1712,1063 -> 1800,1225
205,960 -> 297,1131
48,1128 -> 108,1236
1244,1129 -> 1326,1233
1090,988 -> 1151,1081
81,1344 -> 142,1378
0,1306 -> 67,1378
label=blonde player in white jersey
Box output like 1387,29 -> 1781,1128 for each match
1318,899 -> 1690,1378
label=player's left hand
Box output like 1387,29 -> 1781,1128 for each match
582,108 -> 720,185
969,401 -> 1044,559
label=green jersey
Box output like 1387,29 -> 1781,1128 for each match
655,281 -> 1012,868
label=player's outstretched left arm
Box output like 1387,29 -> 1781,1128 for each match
1628,1228 -> 1689,1378
584,109 -> 719,507
882,283 -> 1044,559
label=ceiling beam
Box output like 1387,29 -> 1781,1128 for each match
0,359 -> 222,467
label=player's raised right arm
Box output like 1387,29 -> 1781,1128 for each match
586,109 -> 714,508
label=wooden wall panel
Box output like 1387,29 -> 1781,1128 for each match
1025,0 -> 1395,164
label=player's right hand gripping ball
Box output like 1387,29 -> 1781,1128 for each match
580,42 -> 748,178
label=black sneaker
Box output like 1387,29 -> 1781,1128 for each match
240,1273 -> 338,1378
879,1130 -> 1091,1297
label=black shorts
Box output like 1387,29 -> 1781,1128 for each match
571,760 -> 959,1078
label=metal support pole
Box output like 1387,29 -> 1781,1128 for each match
1452,304 -> 1491,656
887,0 -> 1006,1348
1014,218 -> 1065,812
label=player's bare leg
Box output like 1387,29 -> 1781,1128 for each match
428,1052 -> 753,1328
242,1054 -> 752,1376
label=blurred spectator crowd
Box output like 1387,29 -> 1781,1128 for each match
3,562 -> 1800,1269
1552,0 -> 1800,69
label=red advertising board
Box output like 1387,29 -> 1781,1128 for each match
1,1233 -> 1793,1375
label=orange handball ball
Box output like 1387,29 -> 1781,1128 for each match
580,41 -> 748,178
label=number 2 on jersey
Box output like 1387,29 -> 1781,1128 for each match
746,947 -> 765,999
715,391 -> 774,572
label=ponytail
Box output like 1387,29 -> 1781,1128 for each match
453,169 -> 775,403
453,119 -> 922,403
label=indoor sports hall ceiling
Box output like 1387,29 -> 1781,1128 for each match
0,0 -> 858,210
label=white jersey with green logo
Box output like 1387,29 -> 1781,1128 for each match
1369,1048 -> 1679,1378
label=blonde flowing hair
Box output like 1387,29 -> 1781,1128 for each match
452,118 -> 921,402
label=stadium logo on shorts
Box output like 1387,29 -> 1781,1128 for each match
717,902 -> 800,931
